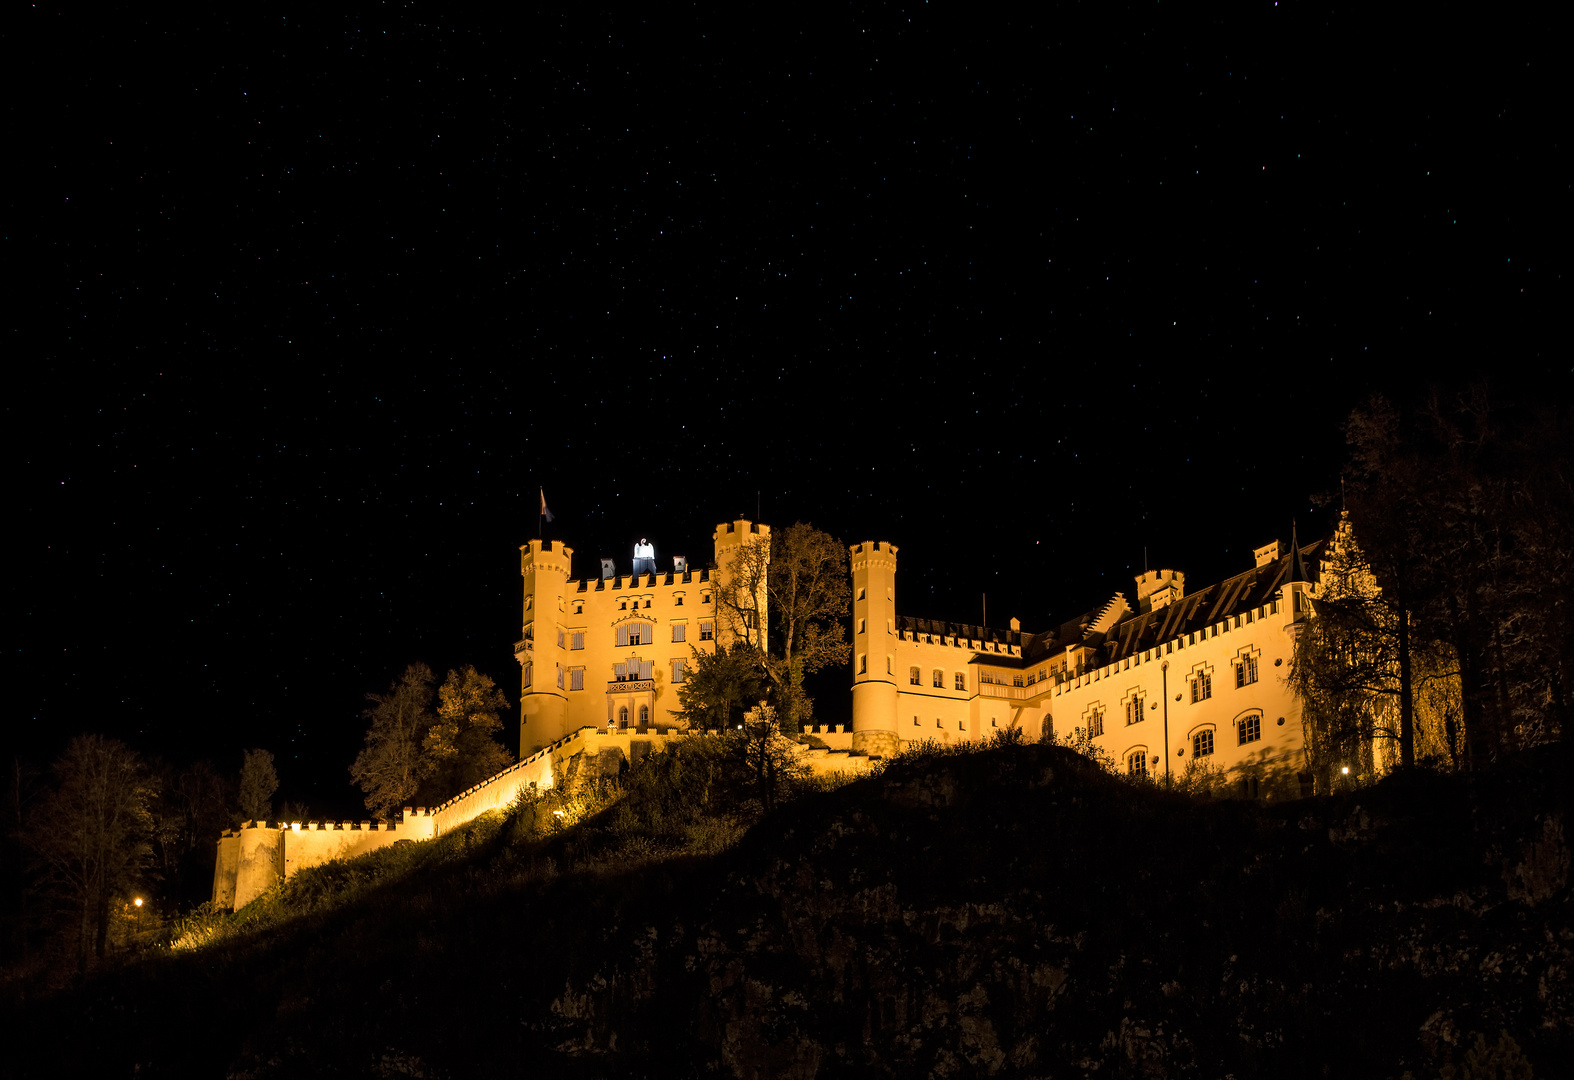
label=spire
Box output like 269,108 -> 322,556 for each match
1286,520 -> 1312,584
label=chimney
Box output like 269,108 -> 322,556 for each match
1253,540 -> 1280,569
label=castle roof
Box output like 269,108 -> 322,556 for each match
1087,538 -> 1326,664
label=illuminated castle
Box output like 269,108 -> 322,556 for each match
515,519 -> 770,756
850,532 -> 1324,797
214,518 -> 1327,911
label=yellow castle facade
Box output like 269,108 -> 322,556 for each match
515,519 -> 771,756
851,533 -> 1323,798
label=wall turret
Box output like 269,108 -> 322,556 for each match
519,539 -> 575,754
1135,569 -> 1185,613
849,541 -> 900,757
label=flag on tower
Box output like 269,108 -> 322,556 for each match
539,488 -> 555,523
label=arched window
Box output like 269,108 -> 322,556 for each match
618,706 -> 629,727
1039,717 -> 1051,742
639,704 -> 650,724
910,666 -> 921,686
933,669 -> 944,688
1238,713 -> 1262,745
1127,750 -> 1148,777
1193,729 -> 1215,756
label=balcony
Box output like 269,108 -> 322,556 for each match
514,638 -> 533,657
607,679 -> 655,693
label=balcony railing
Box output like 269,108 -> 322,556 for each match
514,638 -> 533,657
607,679 -> 655,693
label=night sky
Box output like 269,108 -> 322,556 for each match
15,6 -> 1565,814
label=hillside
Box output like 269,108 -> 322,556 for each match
14,742 -> 1571,1078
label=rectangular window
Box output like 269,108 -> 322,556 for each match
955,672 -> 966,691
637,660 -> 654,681
671,660 -> 686,683
1191,670 -> 1212,703
672,623 -> 686,643
1126,697 -> 1143,726
570,632 -> 584,651
1194,729 -> 1214,756
570,669 -> 584,691
910,666 -> 921,685
522,663 -> 532,688
1089,708 -> 1105,737
557,629 -> 566,648
858,655 -> 867,674
556,665 -> 564,689
933,669 -> 944,688
1013,674 -> 1024,687
699,622 -> 714,641
614,662 -> 628,681
859,618 -> 867,634
1238,715 -> 1262,745
1236,655 -> 1259,687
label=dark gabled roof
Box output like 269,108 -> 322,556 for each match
1079,538 -> 1326,664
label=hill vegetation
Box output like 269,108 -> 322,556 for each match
11,734 -> 1570,1078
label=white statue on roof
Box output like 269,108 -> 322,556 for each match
633,537 -> 656,576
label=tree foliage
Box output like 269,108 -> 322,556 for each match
351,663 -> 515,816
350,663 -> 436,820
1292,518 -> 1463,790
423,665 -> 514,800
676,642 -> 771,732
709,522 -> 851,733
767,522 -> 852,731
1340,388 -> 1572,766
237,748 -> 278,823
27,735 -> 153,966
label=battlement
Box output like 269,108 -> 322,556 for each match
1135,568 -> 1186,612
897,616 -> 1021,654
574,568 -> 713,592
850,540 -> 899,564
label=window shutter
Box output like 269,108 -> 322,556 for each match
614,662 -> 627,680
672,660 -> 685,683
640,660 -> 653,680
673,623 -> 685,643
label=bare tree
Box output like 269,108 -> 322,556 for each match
713,535 -> 770,651
28,735 -> 153,967
767,522 -> 852,731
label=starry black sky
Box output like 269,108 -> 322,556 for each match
15,5 -> 1566,812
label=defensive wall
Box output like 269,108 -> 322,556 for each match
214,723 -> 873,911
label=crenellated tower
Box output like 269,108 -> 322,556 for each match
518,538 -> 574,753
848,540 -> 900,757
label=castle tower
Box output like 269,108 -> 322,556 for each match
518,538 -> 574,754
848,540 -> 900,757
711,519 -> 771,650
1281,523 -> 1316,639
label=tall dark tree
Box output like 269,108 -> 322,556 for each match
767,523 -> 852,732
28,735 -> 152,967
351,663 -> 437,820
1342,387 -> 1572,766
421,665 -> 514,802
676,642 -> 771,732
237,748 -> 278,823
